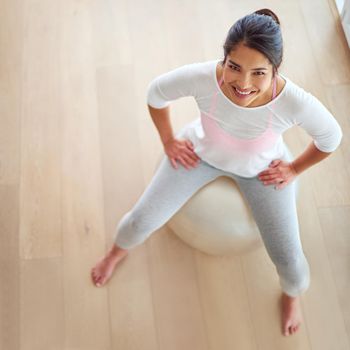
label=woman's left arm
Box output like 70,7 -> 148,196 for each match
258,142 -> 332,190
258,90 -> 343,190
291,141 -> 332,174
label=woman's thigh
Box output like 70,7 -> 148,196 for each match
232,174 -> 304,265
127,155 -> 223,232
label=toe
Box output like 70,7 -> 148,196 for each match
92,271 -> 99,281
96,276 -> 104,286
96,275 -> 102,282
284,324 -> 292,336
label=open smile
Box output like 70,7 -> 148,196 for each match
231,86 -> 257,99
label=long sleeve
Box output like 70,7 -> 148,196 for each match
293,92 -> 343,152
146,63 -> 199,109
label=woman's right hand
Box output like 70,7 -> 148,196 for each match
164,138 -> 201,170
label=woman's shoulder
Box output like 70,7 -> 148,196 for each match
281,75 -> 316,101
279,75 -> 319,108
178,59 -> 219,95
277,75 -> 333,121
182,59 -> 219,82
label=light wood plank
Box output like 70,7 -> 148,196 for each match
298,0 -> 350,85
0,0 -> 22,185
119,0 -> 170,124
20,0 -> 61,260
95,64 -> 159,349
89,0 -> 132,67
148,227 -> 209,350
0,185 -> 20,350
296,181 -> 349,350
318,206 -> 350,344
161,0 -> 206,67
60,2 -> 111,348
195,251 -> 258,349
19,1 -> 64,347
20,258 -> 64,350
0,1 -> 22,349
242,246 -> 311,349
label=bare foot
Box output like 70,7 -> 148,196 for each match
280,292 -> 303,336
91,244 -> 129,287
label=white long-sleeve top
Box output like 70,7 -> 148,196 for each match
146,59 -> 343,177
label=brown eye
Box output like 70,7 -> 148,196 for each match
228,65 -> 239,71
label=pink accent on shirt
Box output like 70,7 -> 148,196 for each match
200,76 -> 280,154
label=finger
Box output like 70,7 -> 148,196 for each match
182,154 -> 198,168
170,158 -> 178,169
263,177 -> 285,186
194,153 -> 201,161
259,174 -> 276,181
259,168 -> 280,177
185,140 -> 194,150
177,156 -> 191,170
182,145 -> 199,158
185,149 -> 201,163
259,173 -> 281,182
184,141 -> 201,161
269,159 -> 282,168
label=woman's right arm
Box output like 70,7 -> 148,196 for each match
146,63 -> 202,170
147,104 -> 174,146
148,105 -> 200,170
147,104 -> 201,170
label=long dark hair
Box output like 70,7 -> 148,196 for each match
221,9 -> 283,77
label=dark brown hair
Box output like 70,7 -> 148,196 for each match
221,9 -> 283,77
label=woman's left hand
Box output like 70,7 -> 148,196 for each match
258,159 -> 298,190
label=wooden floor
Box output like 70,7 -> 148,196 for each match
1,0 -> 349,349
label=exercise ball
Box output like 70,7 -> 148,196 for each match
166,176 -> 263,256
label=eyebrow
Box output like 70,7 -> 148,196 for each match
228,59 -> 268,71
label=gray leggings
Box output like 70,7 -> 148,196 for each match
114,150 -> 310,298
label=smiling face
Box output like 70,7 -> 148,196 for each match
221,42 -> 276,107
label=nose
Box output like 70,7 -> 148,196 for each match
236,74 -> 252,90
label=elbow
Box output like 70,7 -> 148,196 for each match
147,103 -> 169,111
146,80 -> 171,109
314,122 -> 343,153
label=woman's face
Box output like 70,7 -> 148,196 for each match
222,42 -> 275,107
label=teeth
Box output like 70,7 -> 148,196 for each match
234,87 -> 253,95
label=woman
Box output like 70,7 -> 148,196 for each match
91,9 -> 342,337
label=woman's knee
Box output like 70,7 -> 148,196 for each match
114,210 -> 151,249
276,253 -> 311,295
122,209 -> 153,237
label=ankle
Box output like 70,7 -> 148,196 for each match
282,292 -> 298,302
108,244 -> 128,257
